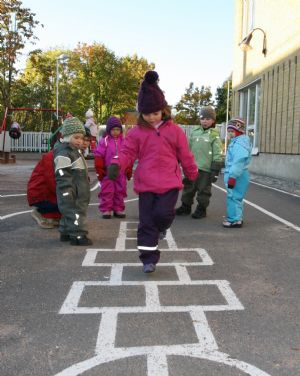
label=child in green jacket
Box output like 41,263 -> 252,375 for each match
176,106 -> 223,218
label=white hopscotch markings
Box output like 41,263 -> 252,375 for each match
55,221 -> 272,376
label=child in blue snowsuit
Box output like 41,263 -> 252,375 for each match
223,117 -> 252,228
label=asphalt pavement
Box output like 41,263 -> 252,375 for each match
0,153 -> 299,376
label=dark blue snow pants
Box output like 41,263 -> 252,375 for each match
137,189 -> 179,265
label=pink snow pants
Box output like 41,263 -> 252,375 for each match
99,174 -> 127,213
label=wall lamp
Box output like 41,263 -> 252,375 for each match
239,28 -> 267,57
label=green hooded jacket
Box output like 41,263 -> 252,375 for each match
189,126 -> 223,172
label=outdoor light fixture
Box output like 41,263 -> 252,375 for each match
239,28 -> 267,57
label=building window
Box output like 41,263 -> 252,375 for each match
239,81 -> 261,155
242,0 -> 255,37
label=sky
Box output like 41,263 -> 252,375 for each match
20,0 -> 234,106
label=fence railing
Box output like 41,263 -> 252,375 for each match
9,124 -> 225,153
11,132 -> 51,152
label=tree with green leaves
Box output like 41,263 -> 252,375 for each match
11,44 -> 154,129
70,44 -> 153,123
174,82 -> 213,125
215,77 -> 232,123
0,0 -> 41,114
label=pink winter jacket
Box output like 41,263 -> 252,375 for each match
112,120 -> 198,194
95,134 -> 124,166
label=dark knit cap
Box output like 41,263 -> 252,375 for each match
200,106 -> 216,121
106,116 -> 122,134
227,117 -> 246,134
61,117 -> 85,137
137,71 -> 168,114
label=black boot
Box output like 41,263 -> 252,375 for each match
70,235 -> 93,246
60,233 -> 70,242
175,203 -> 191,215
191,206 -> 207,219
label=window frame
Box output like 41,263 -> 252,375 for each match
242,0 -> 255,37
239,80 -> 261,155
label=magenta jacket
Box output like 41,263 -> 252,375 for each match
95,134 -> 124,166
112,120 -> 198,194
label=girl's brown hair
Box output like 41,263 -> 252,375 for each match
137,106 -> 172,127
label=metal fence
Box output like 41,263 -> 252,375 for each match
11,132 -> 51,152
9,124 -> 225,153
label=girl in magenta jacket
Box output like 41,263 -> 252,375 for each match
108,71 -> 198,273
94,116 -> 132,219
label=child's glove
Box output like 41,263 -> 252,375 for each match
94,156 -> 106,181
107,164 -> 120,180
227,177 -> 236,189
126,166 -> 133,181
210,170 -> 219,183
182,176 -> 190,185
210,161 -> 223,183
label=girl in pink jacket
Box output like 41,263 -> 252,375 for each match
108,71 -> 198,273
94,116 -> 132,219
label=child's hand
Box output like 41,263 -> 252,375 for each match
126,167 -> 133,181
96,172 -> 105,181
210,171 -> 219,183
107,164 -> 120,180
94,156 -> 105,181
227,177 -> 236,189
182,176 -> 190,185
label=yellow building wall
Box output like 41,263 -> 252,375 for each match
232,0 -> 300,154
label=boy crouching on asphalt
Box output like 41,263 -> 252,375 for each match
53,117 -> 92,246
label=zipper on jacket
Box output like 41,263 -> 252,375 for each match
114,138 -> 118,155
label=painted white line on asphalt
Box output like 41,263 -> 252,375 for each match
110,264 -> 123,284
115,221 -> 132,250
190,310 -> 218,350
250,180 -> 300,198
88,197 -> 138,206
0,193 -> 27,197
59,280 -> 244,314
90,181 -> 101,191
165,228 -> 178,250
175,264 -> 191,282
0,182 -> 101,198
214,185 -> 300,232
147,353 -> 168,376
95,311 -> 118,351
54,350 -> 271,376
145,284 -> 160,308
82,248 -> 213,267
0,209 -> 32,220
82,262 -> 212,267
0,198 -> 138,219
56,224 -> 271,376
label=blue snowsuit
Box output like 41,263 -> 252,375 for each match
224,135 -> 252,222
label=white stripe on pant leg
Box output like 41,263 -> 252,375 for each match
137,245 -> 158,251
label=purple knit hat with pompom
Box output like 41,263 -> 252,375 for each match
137,71 -> 168,114
106,116 -> 122,134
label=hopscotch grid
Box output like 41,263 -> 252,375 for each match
56,221 -> 271,376
175,264 -> 191,282
59,280 -> 244,314
83,248 -> 213,267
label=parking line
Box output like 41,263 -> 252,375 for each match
213,185 -> 300,232
250,180 -> 300,198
